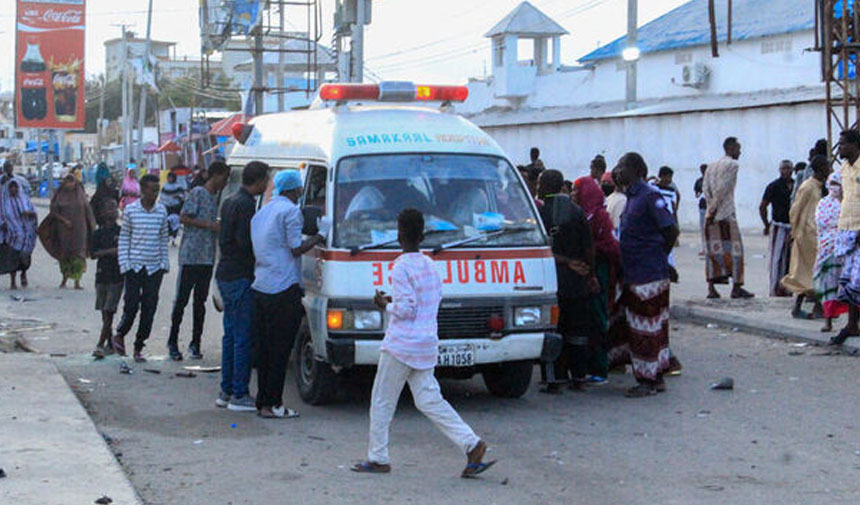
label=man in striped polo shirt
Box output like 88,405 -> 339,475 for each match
115,174 -> 169,362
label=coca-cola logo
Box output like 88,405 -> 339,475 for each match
22,77 -> 45,87
42,9 -> 83,24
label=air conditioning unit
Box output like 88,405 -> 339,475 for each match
681,62 -> 710,88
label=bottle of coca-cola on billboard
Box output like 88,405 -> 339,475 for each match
20,38 -> 47,121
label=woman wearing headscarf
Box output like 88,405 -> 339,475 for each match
814,169 -> 848,332
0,178 -> 38,289
94,162 -> 111,187
90,164 -> 120,224
38,174 -> 96,289
120,165 -> 141,211
572,176 -> 621,382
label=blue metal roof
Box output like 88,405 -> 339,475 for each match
579,0 -> 814,63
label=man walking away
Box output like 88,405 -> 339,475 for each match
760,160 -> 795,297
537,169 -> 597,393
167,161 -> 231,361
833,130 -> 860,346
782,156 -> 830,319
703,137 -> 754,299
351,209 -> 494,478
694,164 -> 707,255
115,174 -> 169,362
250,170 -> 324,418
215,161 -> 270,412
610,153 -> 679,397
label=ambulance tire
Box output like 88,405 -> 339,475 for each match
294,324 -> 338,405
482,361 -> 534,398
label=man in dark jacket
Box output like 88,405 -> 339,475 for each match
537,169 -> 597,393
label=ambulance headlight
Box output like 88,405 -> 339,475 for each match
353,310 -> 383,330
514,307 -> 542,327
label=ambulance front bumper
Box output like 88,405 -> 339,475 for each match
326,332 -> 562,368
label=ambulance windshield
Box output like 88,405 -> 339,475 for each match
334,154 -> 544,249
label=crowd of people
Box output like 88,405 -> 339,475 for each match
757,131 -> 860,344
5,131 -> 860,475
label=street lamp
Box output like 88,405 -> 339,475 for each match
622,46 -> 641,62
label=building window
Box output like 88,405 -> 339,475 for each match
15,132 -> 23,139
675,52 -> 692,65
494,38 -> 505,67
762,38 -> 792,54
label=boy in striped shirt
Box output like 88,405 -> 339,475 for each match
114,174 -> 169,362
351,208 -> 494,478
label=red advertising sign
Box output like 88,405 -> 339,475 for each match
15,0 -> 86,129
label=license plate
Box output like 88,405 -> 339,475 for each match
437,344 -> 475,367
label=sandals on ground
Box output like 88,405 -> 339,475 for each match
626,384 -> 657,398
731,288 -> 755,299
258,406 -> 300,419
351,461 -> 391,474
461,440 -> 497,478
829,329 -> 858,346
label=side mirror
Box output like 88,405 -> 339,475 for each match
302,206 -> 323,236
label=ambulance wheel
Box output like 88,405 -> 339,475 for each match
294,324 -> 338,405
482,360 -> 534,398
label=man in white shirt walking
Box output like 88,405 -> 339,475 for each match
351,208 -> 494,478
114,174 -> 169,362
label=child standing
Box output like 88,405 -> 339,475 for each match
91,199 -> 123,359
351,208 -> 494,478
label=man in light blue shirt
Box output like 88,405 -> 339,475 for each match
250,169 -> 324,418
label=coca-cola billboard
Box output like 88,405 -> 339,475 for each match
15,0 -> 86,129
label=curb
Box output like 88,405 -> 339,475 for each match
670,304 -> 860,355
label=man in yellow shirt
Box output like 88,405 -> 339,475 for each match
833,129 -> 860,345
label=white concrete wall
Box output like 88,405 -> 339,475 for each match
481,101 -> 830,231
463,30 -> 820,114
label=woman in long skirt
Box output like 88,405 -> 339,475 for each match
814,170 -> 848,332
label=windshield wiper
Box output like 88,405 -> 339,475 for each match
432,226 -> 534,255
350,228 -> 453,256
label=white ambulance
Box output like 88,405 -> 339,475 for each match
225,82 -> 561,404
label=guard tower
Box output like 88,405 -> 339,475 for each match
485,1 -> 568,99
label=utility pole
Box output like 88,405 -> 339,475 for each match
120,24 -> 130,168
277,1 -> 285,112
253,29 -> 264,115
135,0 -> 154,165
625,0 -> 638,110
352,0 -> 366,83
97,75 -> 105,162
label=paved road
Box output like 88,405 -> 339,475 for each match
3,237 -> 860,504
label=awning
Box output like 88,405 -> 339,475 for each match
156,140 -> 182,153
208,113 -> 248,138
143,142 -> 159,154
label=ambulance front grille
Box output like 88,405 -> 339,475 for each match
437,306 -> 504,339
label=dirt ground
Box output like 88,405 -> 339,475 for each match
3,239 -> 860,504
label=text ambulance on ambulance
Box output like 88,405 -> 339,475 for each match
226,82 -> 562,405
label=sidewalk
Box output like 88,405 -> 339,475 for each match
671,231 -> 860,354
0,353 -> 141,505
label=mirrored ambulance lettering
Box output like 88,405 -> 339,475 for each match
371,260 -> 527,286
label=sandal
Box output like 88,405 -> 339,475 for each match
706,290 -> 721,299
462,440 -> 496,479
111,336 -> 126,356
791,310 -> 811,320
350,461 -> 391,474
829,329 -> 858,346
258,406 -> 300,419
625,384 -> 657,398
731,288 -> 755,299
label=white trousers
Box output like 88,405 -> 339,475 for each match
368,351 -> 480,465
